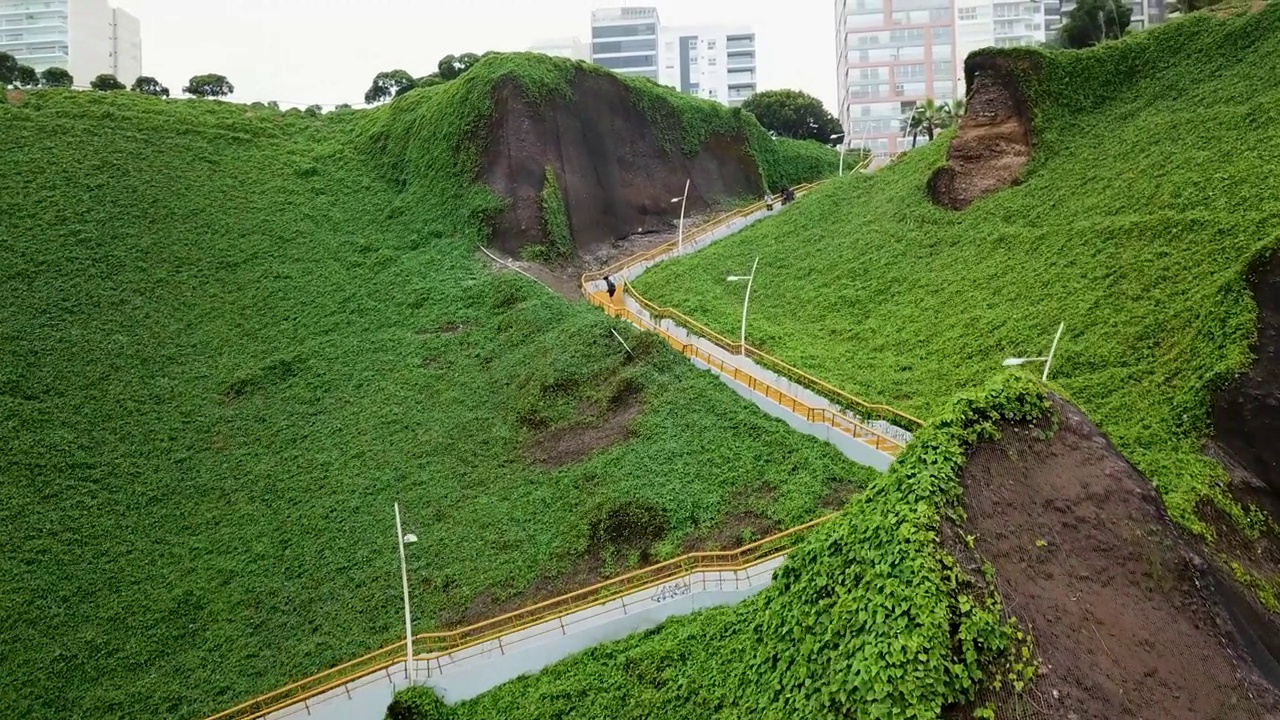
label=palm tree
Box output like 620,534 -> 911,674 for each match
901,98 -> 950,149
944,98 -> 966,123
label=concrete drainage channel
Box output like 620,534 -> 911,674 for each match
214,186 -> 912,720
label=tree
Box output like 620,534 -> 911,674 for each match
183,73 -> 234,98
364,69 -> 415,104
901,98 -> 953,149
437,52 -> 481,81
15,64 -> 38,88
90,73 -> 126,91
334,103 -> 353,112
1059,0 -> 1132,48
39,66 -> 73,88
0,51 -> 17,87
304,104 -> 323,117
944,98 -> 966,123
131,75 -> 170,97
414,73 -> 445,89
740,89 -> 841,144
267,100 -> 280,110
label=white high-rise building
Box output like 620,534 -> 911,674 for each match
589,7 -> 757,107
0,0 -> 141,85
954,0 -> 1046,95
657,26 -> 757,107
589,6 -> 661,81
528,36 -> 590,61
110,5 -> 140,82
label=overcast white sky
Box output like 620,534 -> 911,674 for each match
115,0 -> 838,111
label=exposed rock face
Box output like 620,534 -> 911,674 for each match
1215,251 -> 1280,495
927,54 -> 1035,210
480,70 -> 763,257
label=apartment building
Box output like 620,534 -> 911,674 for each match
588,7 -> 757,107
589,6 -> 661,80
835,0 -> 959,157
528,36 -> 590,61
0,0 -> 141,85
954,0 -> 1046,93
657,26 -> 757,106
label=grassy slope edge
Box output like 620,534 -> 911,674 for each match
422,376 -> 1048,720
0,54 -> 857,720
633,6 -> 1280,536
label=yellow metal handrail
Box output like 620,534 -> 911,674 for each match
205,164 -> 887,720
587,289 -> 906,454
202,516 -> 834,720
581,171 -> 921,431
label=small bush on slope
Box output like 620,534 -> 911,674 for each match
450,376 -> 1048,720
633,5 -> 1280,535
769,137 -> 843,189
0,57 -> 859,719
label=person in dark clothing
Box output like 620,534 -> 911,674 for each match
782,186 -> 795,204
605,276 -> 617,298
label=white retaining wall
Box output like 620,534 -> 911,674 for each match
261,556 -> 786,720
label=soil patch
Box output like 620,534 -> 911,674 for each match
481,69 -> 762,259
818,480 -> 859,511
928,54 -> 1036,211
958,398 -> 1279,719
1213,250 -> 1280,497
523,393 -> 643,469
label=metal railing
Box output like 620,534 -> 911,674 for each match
203,516 -> 834,720
587,288 -> 906,455
204,165 -> 898,720
581,168 -> 922,433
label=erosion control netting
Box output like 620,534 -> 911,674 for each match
956,399 -> 1279,720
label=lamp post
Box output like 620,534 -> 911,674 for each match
671,178 -> 690,254
1002,322 -> 1065,382
394,502 -> 419,682
831,133 -> 846,176
726,256 -> 759,357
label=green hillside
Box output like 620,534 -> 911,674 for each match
422,6 -> 1280,720
0,56 -> 859,719
635,6 -> 1280,535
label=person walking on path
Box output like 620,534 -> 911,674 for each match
605,276 -> 617,299
765,191 -> 775,212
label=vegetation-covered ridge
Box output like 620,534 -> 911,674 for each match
634,4 -> 1280,538
0,54 -> 860,720
406,376 -> 1048,720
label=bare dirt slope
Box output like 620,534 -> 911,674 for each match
959,398 -> 1280,719
482,69 -> 761,258
928,54 -> 1035,210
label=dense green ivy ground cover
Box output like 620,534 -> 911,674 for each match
635,6 -> 1280,534
0,55 -> 856,719
448,376 -> 1048,720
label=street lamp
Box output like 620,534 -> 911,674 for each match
1002,322 -> 1065,382
671,178 -> 690,254
394,502 -> 419,682
726,256 -> 759,356
831,133 -> 846,176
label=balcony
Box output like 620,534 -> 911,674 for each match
725,36 -> 755,51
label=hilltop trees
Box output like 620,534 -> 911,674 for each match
0,51 -> 16,86
39,67 -> 73,88
183,73 -> 234,98
1059,0 -> 1132,48
741,90 -> 841,144
364,53 -> 489,105
90,73 -> 126,91
438,52 -> 481,81
364,69 -> 416,104
131,75 -> 169,97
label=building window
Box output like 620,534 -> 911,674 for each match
706,39 -> 716,50
957,6 -> 979,20
689,39 -> 697,49
708,88 -> 718,98
861,105 -> 872,116
708,56 -> 717,66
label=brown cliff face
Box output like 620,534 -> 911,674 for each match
928,54 -> 1035,211
480,70 -> 762,257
